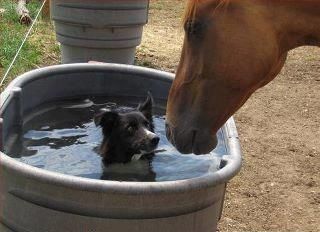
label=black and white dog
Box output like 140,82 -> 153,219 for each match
94,93 -> 159,166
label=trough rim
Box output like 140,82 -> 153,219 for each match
0,63 -> 242,195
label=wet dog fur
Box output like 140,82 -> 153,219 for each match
94,94 -> 159,166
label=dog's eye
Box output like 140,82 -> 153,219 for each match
144,121 -> 150,127
126,125 -> 135,134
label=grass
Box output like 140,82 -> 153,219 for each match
0,0 -> 59,89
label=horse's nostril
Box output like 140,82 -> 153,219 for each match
151,136 -> 160,146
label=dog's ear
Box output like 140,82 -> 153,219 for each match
138,92 -> 154,120
94,109 -> 119,132
94,108 -> 108,126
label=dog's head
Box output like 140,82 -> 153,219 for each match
94,94 -> 159,164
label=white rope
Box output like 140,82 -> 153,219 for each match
0,0 -> 47,88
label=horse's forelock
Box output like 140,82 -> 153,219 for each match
183,0 -> 230,24
183,0 -> 199,24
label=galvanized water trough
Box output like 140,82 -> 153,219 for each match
0,64 -> 242,232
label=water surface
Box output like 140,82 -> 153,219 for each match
7,97 -> 227,182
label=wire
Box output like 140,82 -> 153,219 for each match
0,0 -> 47,88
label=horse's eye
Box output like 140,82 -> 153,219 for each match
184,20 -> 205,38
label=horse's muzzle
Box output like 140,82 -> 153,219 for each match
165,121 -> 218,155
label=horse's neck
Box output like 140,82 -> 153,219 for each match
269,0 -> 320,51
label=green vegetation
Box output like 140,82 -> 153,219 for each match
0,0 -> 58,88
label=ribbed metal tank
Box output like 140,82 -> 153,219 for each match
50,0 -> 149,64
0,64 -> 242,232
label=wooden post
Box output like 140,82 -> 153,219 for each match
42,0 -> 50,21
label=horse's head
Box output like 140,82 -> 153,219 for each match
166,0 -> 284,154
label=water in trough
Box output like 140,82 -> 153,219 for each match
6,97 -> 226,182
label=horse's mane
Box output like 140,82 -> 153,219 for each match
183,0 -> 230,23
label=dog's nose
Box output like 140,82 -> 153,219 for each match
151,136 -> 160,146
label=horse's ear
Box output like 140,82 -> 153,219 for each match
94,109 -> 119,134
138,92 -> 154,120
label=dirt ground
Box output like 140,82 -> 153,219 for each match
1,0 -> 319,231
220,46 -> 320,232
140,1 -> 320,231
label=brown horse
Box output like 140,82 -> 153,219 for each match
165,0 -> 320,154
